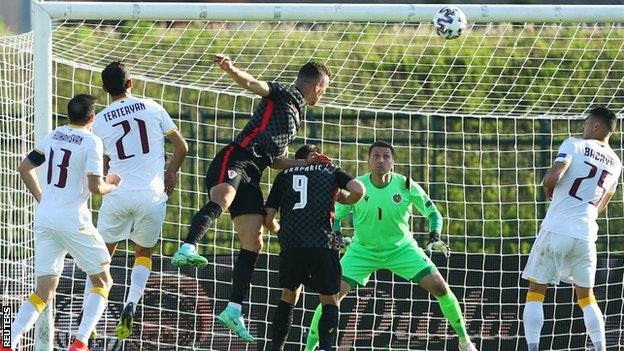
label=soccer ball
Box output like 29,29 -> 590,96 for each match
433,6 -> 467,40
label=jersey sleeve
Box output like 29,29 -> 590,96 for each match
334,167 -> 355,190
267,81 -> 288,101
159,106 -> 178,136
85,137 -> 105,177
33,133 -> 49,155
28,134 -> 49,166
554,138 -> 575,164
409,180 -> 443,233
265,172 -> 284,210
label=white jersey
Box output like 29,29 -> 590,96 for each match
541,137 -> 621,242
34,125 -> 104,231
93,97 -> 177,193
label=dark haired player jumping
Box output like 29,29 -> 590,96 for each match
172,54 -> 332,341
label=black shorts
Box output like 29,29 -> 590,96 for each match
279,248 -> 341,295
204,144 -> 266,218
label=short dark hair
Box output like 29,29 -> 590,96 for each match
102,60 -> 130,96
588,106 -> 617,133
368,141 -> 395,157
67,94 -> 96,124
297,61 -> 331,84
295,144 -> 319,160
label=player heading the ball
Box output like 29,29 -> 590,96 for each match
172,55 -> 332,342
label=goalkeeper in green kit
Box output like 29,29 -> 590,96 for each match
305,141 -> 477,351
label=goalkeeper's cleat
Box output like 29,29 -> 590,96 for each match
172,244 -> 208,268
459,340 -> 478,351
75,310 -> 97,340
304,328 -> 319,351
217,306 -> 255,343
115,302 -> 135,340
68,339 -> 90,351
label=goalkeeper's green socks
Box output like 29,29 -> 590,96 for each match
437,291 -> 469,341
307,292 -> 468,348
305,304 -> 323,351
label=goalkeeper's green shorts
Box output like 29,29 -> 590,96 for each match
340,240 -> 438,287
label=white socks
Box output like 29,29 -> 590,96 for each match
76,288 -> 109,343
10,293 -> 46,349
524,293 -> 606,351
523,292 -> 545,348
579,296 -> 605,351
126,257 -> 152,306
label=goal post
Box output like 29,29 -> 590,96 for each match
1,1 -> 622,350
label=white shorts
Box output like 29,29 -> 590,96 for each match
522,229 -> 597,288
97,190 -> 167,248
34,225 -> 111,277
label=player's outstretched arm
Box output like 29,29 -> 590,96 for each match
542,161 -> 570,199
213,54 -> 270,97
18,156 -> 43,203
88,173 -> 121,195
270,151 -> 332,170
164,130 -> 189,195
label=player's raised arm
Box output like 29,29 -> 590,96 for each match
18,155 -> 43,203
270,151 -> 332,170
213,54 -> 270,97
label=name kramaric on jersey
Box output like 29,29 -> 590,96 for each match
584,146 -> 616,167
102,101 -> 146,122
283,164 -> 329,174
52,130 -> 83,145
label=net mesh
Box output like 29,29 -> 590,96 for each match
1,18 -> 623,351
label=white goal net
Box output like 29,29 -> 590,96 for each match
1,3 -> 623,351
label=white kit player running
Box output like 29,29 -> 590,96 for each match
11,95 -> 121,351
87,60 -> 188,339
522,107 -> 621,351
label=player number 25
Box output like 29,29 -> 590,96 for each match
568,160 -> 612,206
292,175 -> 308,210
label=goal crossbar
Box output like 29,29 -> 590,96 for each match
35,2 -> 624,23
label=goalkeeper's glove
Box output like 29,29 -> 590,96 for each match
335,231 -> 352,250
426,231 -> 450,258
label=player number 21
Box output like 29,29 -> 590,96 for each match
113,118 -> 150,160
292,175 -> 308,210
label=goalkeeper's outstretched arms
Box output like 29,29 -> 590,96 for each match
213,54 -> 270,97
